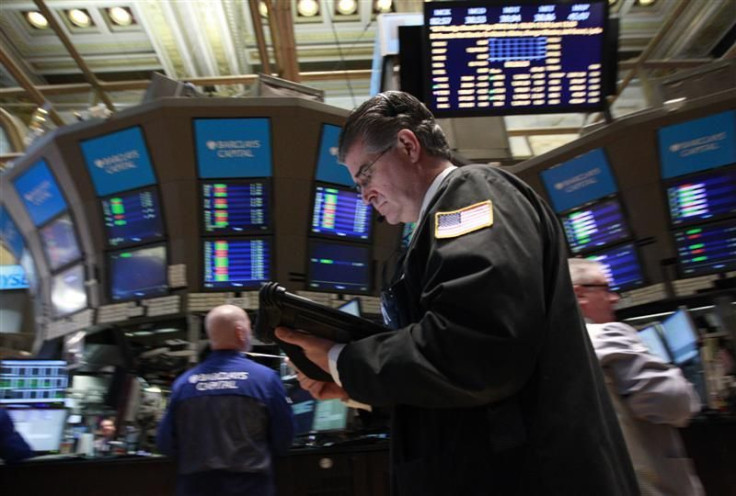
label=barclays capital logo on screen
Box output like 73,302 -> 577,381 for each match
23,180 -> 54,206
93,150 -> 141,174
205,139 -> 261,158
553,167 -> 602,193
667,132 -> 726,158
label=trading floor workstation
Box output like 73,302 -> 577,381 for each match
1,1 -> 735,495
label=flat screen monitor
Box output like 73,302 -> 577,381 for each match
423,0 -> 611,117
39,213 -> 82,271
561,197 -> 631,254
79,126 -> 157,196
0,359 -> 68,404
337,298 -> 362,317
202,179 -> 271,234
289,386 -> 348,438
584,243 -> 645,292
311,184 -> 373,241
101,186 -> 165,247
202,238 -> 271,290
315,124 -> 353,187
666,166 -> 736,226
307,240 -> 372,294
637,326 -> 672,364
50,264 -> 87,317
108,244 -> 168,301
660,309 -> 699,365
6,407 -> 67,453
194,118 -> 273,178
0,205 -> 25,260
673,219 -> 736,277
12,159 -> 68,226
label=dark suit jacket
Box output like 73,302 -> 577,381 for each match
337,165 -> 639,495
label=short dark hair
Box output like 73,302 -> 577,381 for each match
338,91 -> 452,162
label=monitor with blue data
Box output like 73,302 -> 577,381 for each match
673,219 -> 736,277
311,184 -> 373,241
6,407 -> 67,453
660,309 -> 699,365
584,243 -> 645,292
202,179 -> 271,234
108,244 -> 168,301
0,206 -> 25,260
637,326 -> 671,363
51,264 -> 87,317
13,159 -> 68,226
194,118 -> 273,178
315,124 -> 353,187
0,359 -> 68,404
39,214 -> 82,271
202,237 -> 271,290
307,240 -> 371,294
666,165 -> 736,226
561,197 -> 631,254
101,186 -> 165,247
288,385 -> 348,438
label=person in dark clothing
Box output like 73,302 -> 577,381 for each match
157,305 -> 294,496
276,91 -> 638,495
0,408 -> 34,462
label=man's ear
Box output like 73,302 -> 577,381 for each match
396,129 -> 420,162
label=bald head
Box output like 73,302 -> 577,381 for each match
205,305 -> 251,351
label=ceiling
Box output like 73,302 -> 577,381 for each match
0,0 -> 734,160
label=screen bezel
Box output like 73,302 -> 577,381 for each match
421,0 -> 612,118
107,242 -> 169,303
100,184 -> 167,249
306,238 -> 373,295
662,162 -> 736,228
559,194 -> 634,255
584,241 -> 647,293
38,211 -> 84,274
308,181 -> 374,244
200,236 -> 274,292
199,177 -> 274,236
672,217 -> 736,279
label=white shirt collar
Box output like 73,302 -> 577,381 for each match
418,165 -> 457,222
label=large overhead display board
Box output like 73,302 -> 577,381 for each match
423,0 -> 610,117
79,126 -> 157,196
12,159 -> 68,227
194,118 -> 273,178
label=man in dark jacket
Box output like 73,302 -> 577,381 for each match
276,91 -> 638,495
157,304 -> 294,496
0,408 -> 33,462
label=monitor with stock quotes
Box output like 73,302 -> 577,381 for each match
202,179 -> 271,234
311,184 -> 372,241
584,243 -> 645,292
561,197 -> 631,254
101,186 -> 165,247
202,237 -> 272,290
666,165 -> 736,226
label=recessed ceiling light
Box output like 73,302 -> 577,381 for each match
26,11 -> 49,29
374,0 -> 393,14
638,0 -> 657,5
297,0 -> 320,17
336,0 -> 358,16
108,7 -> 134,26
68,9 -> 92,28
259,1 -> 269,18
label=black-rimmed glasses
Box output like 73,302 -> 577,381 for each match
354,145 -> 392,194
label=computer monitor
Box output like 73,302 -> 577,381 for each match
201,179 -> 271,234
561,197 -> 631,254
50,264 -> 87,317
288,385 -> 349,438
108,244 -> 168,301
660,308 -> 699,366
314,123 -> 353,187
12,159 -> 68,227
193,118 -> 273,178
673,219 -> 736,277
0,205 -> 26,260
337,298 -> 362,317
666,165 -> 736,226
202,237 -> 272,290
0,359 -> 68,404
307,240 -> 372,294
101,186 -> 166,247
39,213 -> 82,271
584,243 -> 645,292
6,407 -> 67,453
311,183 -> 373,242
637,326 -> 672,364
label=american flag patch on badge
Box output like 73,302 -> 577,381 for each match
434,200 -> 493,239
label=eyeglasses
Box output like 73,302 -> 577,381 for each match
354,145 -> 392,194
580,283 -> 620,297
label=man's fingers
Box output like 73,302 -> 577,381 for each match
275,327 -> 308,346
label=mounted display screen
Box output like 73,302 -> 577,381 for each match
423,0 -> 610,117
108,244 -> 168,301
194,118 -> 273,178
584,243 -> 645,292
307,240 -> 371,294
311,184 -> 372,241
561,197 -> 630,254
0,206 -> 25,260
673,219 -> 736,277
315,124 -> 353,187
13,159 -> 68,227
637,326 -> 672,364
660,309 -> 699,365
0,360 -> 68,405
39,214 -> 82,271
202,180 -> 270,234
101,187 -> 165,247
666,166 -> 736,226
202,238 -> 271,290
50,264 -> 87,317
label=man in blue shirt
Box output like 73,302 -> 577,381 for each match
0,408 -> 33,462
157,305 -> 294,496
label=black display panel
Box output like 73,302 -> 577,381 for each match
202,179 -> 271,234
311,184 -> 373,241
307,240 -> 371,294
423,0 -> 610,117
666,166 -> 736,226
584,243 -> 645,292
561,197 -> 631,254
673,220 -> 736,277
202,238 -> 271,290
108,244 -> 168,301
50,264 -> 87,317
39,214 -> 82,272
101,187 -> 165,247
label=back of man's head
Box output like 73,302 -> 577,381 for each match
205,304 -> 251,351
568,258 -> 619,324
338,91 -> 452,162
